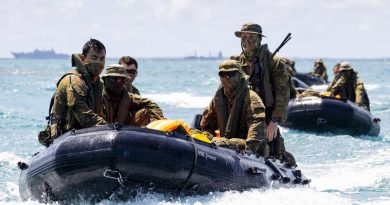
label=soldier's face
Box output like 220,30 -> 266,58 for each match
219,71 -> 240,95
121,63 -> 138,83
333,66 -> 340,75
105,77 -> 126,94
241,33 -> 261,51
84,48 -> 106,71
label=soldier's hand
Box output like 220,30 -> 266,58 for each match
266,121 -> 278,142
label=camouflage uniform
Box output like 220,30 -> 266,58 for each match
200,60 -> 268,156
231,24 -> 296,165
124,83 -> 140,95
311,59 -> 328,82
101,64 -> 164,126
284,58 -> 297,99
231,23 -> 290,123
49,54 -> 107,138
327,62 -> 370,111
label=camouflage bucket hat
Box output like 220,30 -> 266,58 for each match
235,23 -> 266,38
219,60 -> 240,73
102,64 -> 129,79
339,62 -> 353,71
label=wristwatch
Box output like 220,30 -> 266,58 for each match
271,117 -> 280,123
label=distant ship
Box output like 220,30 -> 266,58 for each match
11,49 -> 69,59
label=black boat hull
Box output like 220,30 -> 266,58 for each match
19,125 -> 309,202
295,72 -> 327,86
280,97 -> 380,136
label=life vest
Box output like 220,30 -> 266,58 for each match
147,119 -> 212,143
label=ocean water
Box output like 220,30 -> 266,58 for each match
0,58 -> 389,205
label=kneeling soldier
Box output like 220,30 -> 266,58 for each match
200,60 -> 269,157
101,64 -> 164,126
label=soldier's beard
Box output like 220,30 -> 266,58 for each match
85,63 -> 104,78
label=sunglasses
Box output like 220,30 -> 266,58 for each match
218,72 -> 237,78
126,69 -> 137,75
108,77 -> 126,83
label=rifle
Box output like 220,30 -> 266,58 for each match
271,33 -> 292,59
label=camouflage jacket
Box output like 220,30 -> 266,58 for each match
200,79 -> 266,144
49,54 -> 107,138
326,73 -> 342,91
102,87 -> 164,126
312,65 -> 328,82
231,44 -> 290,122
124,82 -> 141,95
327,70 -> 370,111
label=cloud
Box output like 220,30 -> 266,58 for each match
0,0 -> 389,58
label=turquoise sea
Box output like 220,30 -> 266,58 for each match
0,58 -> 389,205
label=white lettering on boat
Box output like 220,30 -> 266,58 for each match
197,150 -> 216,161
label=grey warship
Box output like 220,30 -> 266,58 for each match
11,49 -> 69,59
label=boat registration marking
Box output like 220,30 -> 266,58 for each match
197,150 -> 217,161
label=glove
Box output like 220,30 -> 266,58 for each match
246,139 -> 269,158
270,136 -> 285,160
134,109 -> 151,127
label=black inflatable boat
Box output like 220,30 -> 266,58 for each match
280,96 -> 380,136
294,72 -> 327,86
18,124 -> 310,203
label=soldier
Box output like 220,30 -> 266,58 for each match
332,63 -> 341,76
38,39 -> 108,146
326,62 -> 370,111
283,57 -> 297,99
118,56 -> 140,95
311,59 -> 328,82
200,60 -> 269,157
231,23 -> 293,160
326,63 -> 341,91
101,64 -> 164,126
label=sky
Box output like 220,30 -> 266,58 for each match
1,0 -> 389,58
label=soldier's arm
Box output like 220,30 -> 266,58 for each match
200,99 -> 218,136
270,56 -> 290,121
246,91 -> 267,143
329,76 -> 347,96
67,76 -> 107,127
355,78 -> 365,105
129,94 -> 164,121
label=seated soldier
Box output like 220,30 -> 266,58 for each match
101,64 -> 164,126
326,63 -> 342,92
200,60 -> 296,167
326,62 -> 370,111
118,56 -> 140,95
311,59 -> 328,82
283,57 -> 297,99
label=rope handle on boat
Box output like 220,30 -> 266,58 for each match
103,169 -> 125,187
179,134 -> 198,192
265,159 -> 291,183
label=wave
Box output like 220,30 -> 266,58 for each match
88,187 -> 351,205
365,84 -> 380,91
144,92 -> 212,109
304,147 -> 390,192
0,152 -> 25,166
